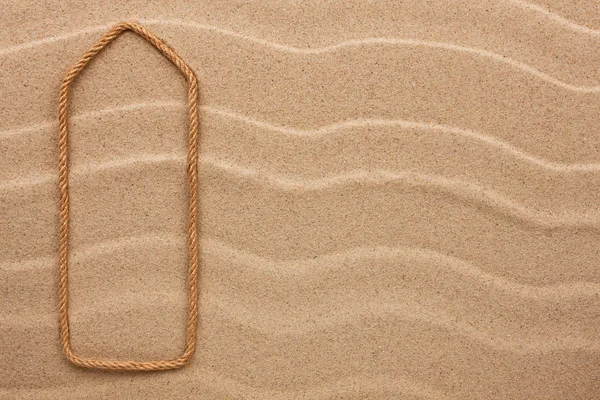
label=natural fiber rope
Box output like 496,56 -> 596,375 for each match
58,21 -> 199,371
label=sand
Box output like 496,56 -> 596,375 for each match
1,0 -> 599,398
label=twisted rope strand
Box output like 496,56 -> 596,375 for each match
58,21 -> 200,371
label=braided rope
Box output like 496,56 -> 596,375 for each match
58,21 -> 200,371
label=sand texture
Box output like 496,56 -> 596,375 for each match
1,0 -> 599,398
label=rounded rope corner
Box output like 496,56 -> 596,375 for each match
57,21 -> 200,371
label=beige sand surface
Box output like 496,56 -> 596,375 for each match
1,1 -> 599,398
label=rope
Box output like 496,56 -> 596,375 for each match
57,21 -> 200,371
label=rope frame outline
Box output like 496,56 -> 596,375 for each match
57,21 -> 200,371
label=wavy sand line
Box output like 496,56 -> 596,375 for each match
211,298 -> 600,353
0,154 -> 181,191
206,239 -> 600,300
5,295 -> 597,354
206,107 -> 600,172
3,233 -> 597,301
0,234 -> 181,272
3,101 -> 598,172
0,20 -> 597,92
207,156 -> 600,228
509,0 -> 600,35
2,153 -> 599,228
0,101 -> 180,139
